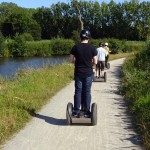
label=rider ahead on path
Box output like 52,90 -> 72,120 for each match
70,29 -> 97,118
96,43 -> 107,77
104,43 -> 111,67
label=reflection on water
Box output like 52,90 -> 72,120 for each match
0,56 -> 69,78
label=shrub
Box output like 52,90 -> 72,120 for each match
123,41 -> 146,53
108,39 -> 122,54
0,31 -> 4,55
122,45 -> 132,53
51,38 -> 74,55
1,48 -> 9,57
146,40 -> 150,55
90,39 -> 101,48
8,33 -> 28,57
72,30 -> 80,44
121,48 -> 150,149
21,33 -> 34,41
0,38 -> 13,57
133,94 -> 150,122
26,40 -> 52,56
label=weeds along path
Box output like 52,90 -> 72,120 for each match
1,58 -> 143,150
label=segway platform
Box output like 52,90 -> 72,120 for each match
93,72 -> 107,82
66,103 -> 97,126
71,112 -> 91,124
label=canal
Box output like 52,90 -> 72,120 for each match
0,56 -> 69,78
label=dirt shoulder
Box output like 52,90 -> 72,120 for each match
1,58 -> 143,150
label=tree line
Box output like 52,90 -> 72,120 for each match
0,0 -> 150,41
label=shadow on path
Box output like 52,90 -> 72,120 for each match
112,98 -> 144,148
26,109 -> 93,127
25,109 -> 67,126
34,113 -> 67,126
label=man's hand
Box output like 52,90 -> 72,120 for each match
93,56 -> 97,65
70,54 -> 75,64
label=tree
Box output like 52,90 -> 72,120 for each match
33,7 -> 56,39
71,0 -> 84,30
1,5 -> 41,39
137,2 -> 150,40
122,0 -> 140,40
1,1 -> 150,40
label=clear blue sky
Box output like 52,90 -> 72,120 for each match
0,0 -> 147,8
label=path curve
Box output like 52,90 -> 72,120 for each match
2,58 -> 143,150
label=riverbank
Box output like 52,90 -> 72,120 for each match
0,63 -> 74,145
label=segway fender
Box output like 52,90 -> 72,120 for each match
66,103 -> 73,125
91,103 -> 97,126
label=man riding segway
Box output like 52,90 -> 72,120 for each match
67,29 -> 97,125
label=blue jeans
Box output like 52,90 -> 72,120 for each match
74,75 -> 93,112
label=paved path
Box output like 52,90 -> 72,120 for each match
1,58 -> 143,150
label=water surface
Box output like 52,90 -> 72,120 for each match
0,56 -> 69,78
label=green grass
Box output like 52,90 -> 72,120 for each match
0,63 -> 74,145
109,52 -> 133,60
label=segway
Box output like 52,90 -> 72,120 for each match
93,64 -> 107,82
66,102 -> 97,126
105,55 -> 110,69
105,62 -> 110,69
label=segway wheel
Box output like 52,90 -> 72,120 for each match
107,63 -> 110,69
66,103 -> 73,125
104,72 -> 107,82
91,103 -> 97,126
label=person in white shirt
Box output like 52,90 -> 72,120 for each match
96,43 -> 107,77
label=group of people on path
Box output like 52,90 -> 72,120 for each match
96,42 -> 111,78
70,29 -> 110,118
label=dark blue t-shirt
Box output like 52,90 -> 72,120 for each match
70,43 -> 97,77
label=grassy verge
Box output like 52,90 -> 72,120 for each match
109,52 -> 135,60
121,50 -> 150,149
0,52 -> 134,146
0,63 -> 74,145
